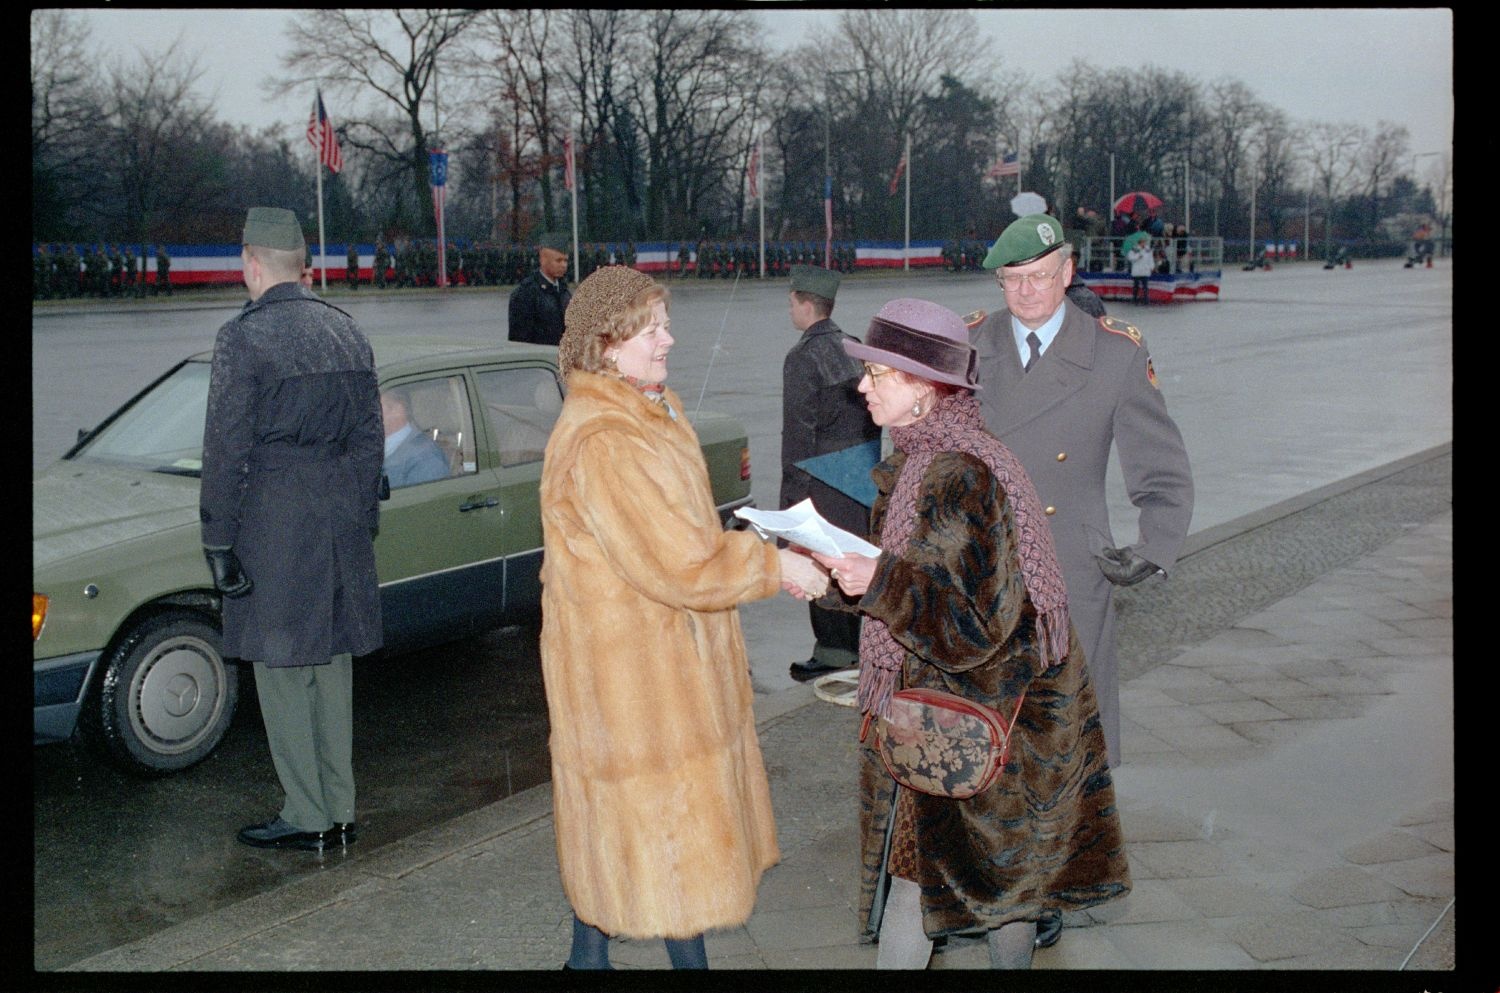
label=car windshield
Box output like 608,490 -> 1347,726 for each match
71,360 -> 211,475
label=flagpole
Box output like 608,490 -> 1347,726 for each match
903,131 -> 911,273
314,85 -> 327,292
757,131 -> 766,279
569,127 -> 579,283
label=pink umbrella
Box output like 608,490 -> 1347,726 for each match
1113,191 -> 1164,215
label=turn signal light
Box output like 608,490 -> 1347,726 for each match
33,594 -> 48,641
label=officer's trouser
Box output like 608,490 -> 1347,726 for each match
254,653 -> 355,831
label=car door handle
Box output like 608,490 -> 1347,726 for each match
458,496 -> 499,512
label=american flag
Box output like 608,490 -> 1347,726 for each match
888,153 -> 906,195
987,151 -> 1020,178
746,140 -> 760,200
563,135 -> 575,193
307,90 -> 343,174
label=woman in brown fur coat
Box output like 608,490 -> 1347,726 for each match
811,298 -> 1130,969
540,266 -> 826,969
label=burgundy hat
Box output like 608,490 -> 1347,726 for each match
843,298 -> 980,390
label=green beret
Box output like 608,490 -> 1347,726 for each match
982,213 -> 1066,269
537,231 -> 571,253
242,207 -> 306,251
789,264 -> 840,301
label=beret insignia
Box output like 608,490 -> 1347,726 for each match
1100,315 -> 1142,346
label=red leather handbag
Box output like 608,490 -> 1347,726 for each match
860,687 -> 1025,799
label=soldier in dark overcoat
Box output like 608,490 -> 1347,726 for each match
506,231 -> 571,345
973,213 -> 1193,775
782,265 -> 881,681
200,207 -> 383,852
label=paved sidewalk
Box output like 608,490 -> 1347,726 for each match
63,457 -> 1455,983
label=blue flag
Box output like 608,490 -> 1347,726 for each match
794,439 -> 881,508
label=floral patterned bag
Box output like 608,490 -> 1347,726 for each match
859,688 -> 1026,799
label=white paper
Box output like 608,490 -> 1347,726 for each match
735,499 -> 882,559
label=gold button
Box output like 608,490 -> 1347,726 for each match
1056,452 -> 1067,461
1044,506 -> 1056,515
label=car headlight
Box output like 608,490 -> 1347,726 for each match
33,594 -> 48,641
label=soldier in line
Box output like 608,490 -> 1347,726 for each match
156,244 -> 172,296
34,245 -> 50,300
122,245 -> 137,298
373,239 -> 389,289
136,247 -> 148,298
108,244 -> 124,296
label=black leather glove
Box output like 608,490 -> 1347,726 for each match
1096,546 -> 1160,587
204,547 -> 253,598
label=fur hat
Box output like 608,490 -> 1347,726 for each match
558,265 -> 658,378
842,297 -> 980,390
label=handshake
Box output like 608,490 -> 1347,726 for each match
776,547 -> 877,602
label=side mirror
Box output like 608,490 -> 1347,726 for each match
379,473 -> 391,501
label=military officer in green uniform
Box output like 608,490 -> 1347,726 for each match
156,244 -> 172,296
346,242 -> 360,289
373,239 -> 389,289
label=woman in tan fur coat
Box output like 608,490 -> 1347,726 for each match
540,266 -> 826,970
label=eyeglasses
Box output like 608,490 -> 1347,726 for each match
861,362 -> 896,383
996,259 -> 1067,293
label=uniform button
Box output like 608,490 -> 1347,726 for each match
1044,506 -> 1056,515
1056,452 -> 1067,461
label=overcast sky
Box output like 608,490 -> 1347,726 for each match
58,8 -> 1453,179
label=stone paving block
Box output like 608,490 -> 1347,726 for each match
1394,797 -> 1453,827
1129,840 -> 1229,879
1391,616 -> 1454,639
1119,685 -> 1180,708
1084,878 -> 1200,925
1348,921 -> 1433,951
1320,898 -> 1445,928
1268,695 -> 1368,719
1225,677 -> 1322,700
1151,723 -> 1256,752
1372,853 -> 1454,899
1340,829 -> 1444,865
1116,804 -> 1205,842
1160,682 -> 1253,705
1268,657 -> 1349,679
1230,718 -> 1328,748
1290,866 -> 1408,908
1380,635 -> 1453,658
1129,666 -> 1225,689
1407,821 -> 1454,853
758,943 -> 875,969
1195,699 -> 1291,723
1129,704 -> 1215,730
744,902 -> 859,951
1222,911 -> 1373,962
1261,943 -> 1403,969
1164,876 -> 1299,919
756,860 -> 852,911
1106,917 -> 1261,969
1030,925 -> 1124,969
1118,725 -> 1178,755
1299,673 -> 1391,696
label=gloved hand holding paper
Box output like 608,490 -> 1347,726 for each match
735,499 -> 881,559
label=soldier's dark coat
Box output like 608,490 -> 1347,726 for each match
779,317 -> 880,536
972,300 -> 1193,763
833,452 -> 1129,938
200,282 -> 384,667
507,268 -> 571,345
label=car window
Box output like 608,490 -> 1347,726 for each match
476,367 -> 564,467
71,361 -> 211,474
381,374 -> 476,487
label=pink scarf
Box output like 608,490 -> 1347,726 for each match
856,392 -> 1070,717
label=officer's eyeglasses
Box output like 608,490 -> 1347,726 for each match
996,259 -> 1067,293
862,362 -> 897,384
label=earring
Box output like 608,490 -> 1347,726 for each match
605,352 -> 618,368
911,399 -> 923,418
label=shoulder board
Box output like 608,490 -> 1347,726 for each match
1098,315 -> 1143,346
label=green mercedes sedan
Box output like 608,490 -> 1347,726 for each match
33,342 -> 755,776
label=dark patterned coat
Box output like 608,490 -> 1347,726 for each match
829,450 -> 1129,939
200,282 -> 384,667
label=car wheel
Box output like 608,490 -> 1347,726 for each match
80,611 -> 238,776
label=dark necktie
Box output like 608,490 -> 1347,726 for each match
1024,332 -> 1042,372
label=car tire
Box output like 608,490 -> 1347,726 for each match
79,611 -> 239,777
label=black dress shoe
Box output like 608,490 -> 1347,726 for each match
1034,909 -> 1063,949
788,658 -> 849,683
327,822 -> 357,846
237,817 -> 327,851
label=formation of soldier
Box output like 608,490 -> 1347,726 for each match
682,240 -> 857,279
32,243 -> 167,299
941,239 -> 992,272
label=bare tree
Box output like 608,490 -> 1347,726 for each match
278,9 -> 477,235
1304,121 -> 1365,252
32,10 -> 100,238
1354,121 -> 1411,238
558,10 -> 643,240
